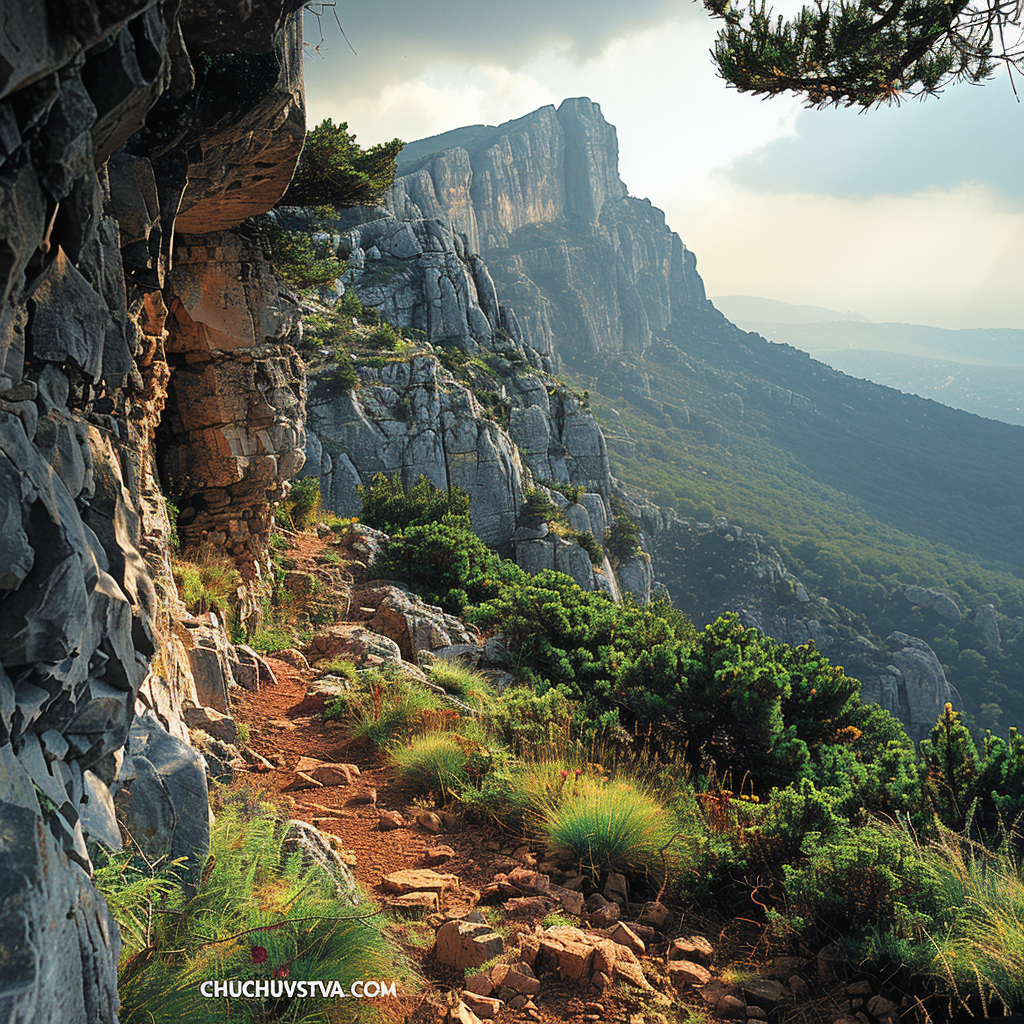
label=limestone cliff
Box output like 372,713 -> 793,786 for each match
0,2 -> 310,1020
390,98 -> 707,359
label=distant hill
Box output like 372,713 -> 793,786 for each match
712,295 -> 870,324
818,350 -> 1024,426
733,317 -> 1024,367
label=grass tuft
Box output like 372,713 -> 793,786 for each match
390,733 -> 471,799
533,775 -> 677,875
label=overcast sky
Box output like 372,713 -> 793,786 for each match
302,3 -> 1023,329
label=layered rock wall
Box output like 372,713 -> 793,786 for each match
389,97 -> 707,360
0,2 -> 309,1020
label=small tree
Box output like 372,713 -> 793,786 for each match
920,702 -> 980,832
279,119 -> 403,208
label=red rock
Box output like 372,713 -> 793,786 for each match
668,959 -> 713,989
638,901 -> 672,930
465,973 -> 495,996
446,1003 -> 483,1024
425,845 -> 456,865
608,922 -> 645,954
436,919 -> 505,970
381,869 -> 459,895
548,883 -> 585,917
503,896 -> 550,917
589,902 -> 620,927
508,866 -> 550,893
718,994 -> 747,1020
282,770 -> 323,791
670,934 -> 714,964
491,963 -> 540,996
461,992 -> 502,1019
386,892 -> 439,915
377,809 -> 406,830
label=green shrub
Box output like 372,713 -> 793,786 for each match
367,322 -> 402,351
780,822 -> 941,939
250,213 -> 344,292
319,658 -> 360,683
534,776 -> 677,875
574,529 -> 605,566
358,473 -> 470,534
375,515 -> 523,615
604,493 -> 641,564
280,118 -> 403,209
277,476 -> 323,531
521,487 -> 561,526
481,684 -> 577,753
248,624 -> 310,654
390,733 -> 471,798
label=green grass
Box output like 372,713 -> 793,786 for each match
172,548 -> 242,628
532,774 -> 677,875
426,660 -> 494,706
922,830 -> 1024,1013
99,786 -> 415,1023
323,672 -> 443,751
389,733 -> 471,799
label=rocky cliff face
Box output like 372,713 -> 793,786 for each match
641,507 -> 962,741
0,2 -> 309,1020
303,100 -> 687,599
389,98 -> 707,360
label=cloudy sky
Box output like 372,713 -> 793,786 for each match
301,2 -> 1023,329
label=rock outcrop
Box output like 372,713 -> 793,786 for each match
643,508 -> 962,741
390,98 -> 707,360
0,2 -> 310,1020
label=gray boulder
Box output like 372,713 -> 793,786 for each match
116,712 -> 211,871
902,585 -> 961,625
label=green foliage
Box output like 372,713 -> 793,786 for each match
521,487 -> 560,525
426,660 -> 494,706
249,211 -> 344,292
280,119 -> 404,209
573,529 -> 605,567
604,493 -> 641,564
323,670 -> 442,751
921,703 -> 981,832
704,0 -> 1013,108
375,515 -> 522,616
248,623 -> 309,655
276,476 -> 323,531
920,828 -> 1024,1013
319,658 -> 360,684
172,548 -> 242,629
533,775 -> 677,875
480,684 -> 577,753
780,822 -> 942,938
110,786 -> 412,1023
390,733 -> 471,799
358,473 -> 470,534
92,846 -> 184,963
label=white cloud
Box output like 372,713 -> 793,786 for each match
662,180 -> 1024,328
